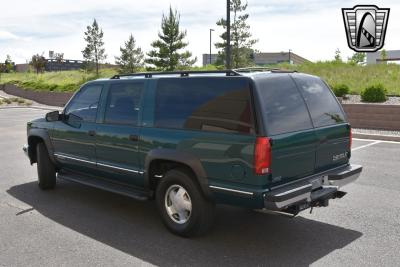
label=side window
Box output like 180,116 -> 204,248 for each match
64,84 -> 102,122
293,75 -> 346,128
155,78 -> 254,134
104,82 -> 143,125
256,75 -> 313,135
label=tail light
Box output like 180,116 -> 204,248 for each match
254,137 -> 271,175
349,127 -> 352,150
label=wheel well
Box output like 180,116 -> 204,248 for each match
28,136 -> 44,163
148,159 -> 198,191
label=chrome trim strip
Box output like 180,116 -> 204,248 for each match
97,162 -> 144,175
54,153 -> 96,165
54,154 -> 144,175
274,184 -> 311,197
209,185 -> 254,196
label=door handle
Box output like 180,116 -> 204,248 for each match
88,130 -> 96,137
129,134 -> 139,142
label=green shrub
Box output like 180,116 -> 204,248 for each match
331,84 -> 350,97
361,84 -> 387,102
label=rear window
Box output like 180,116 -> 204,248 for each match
256,75 -> 313,135
154,78 -> 254,134
293,75 -> 346,128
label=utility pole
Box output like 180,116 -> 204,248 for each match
289,49 -> 292,64
209,29 -> 214,65
226,0 -> 231,69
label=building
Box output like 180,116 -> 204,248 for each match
45,59 -> 84,71
202,51 -> 310,66
366,50 -> 400,64
14,59 -> 118,72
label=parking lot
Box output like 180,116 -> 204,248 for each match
0,107 -> 399,267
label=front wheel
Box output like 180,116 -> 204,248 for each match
156,168 -> 215,237
36,142 -> 56,190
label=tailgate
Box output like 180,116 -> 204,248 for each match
314,123 -> 351,172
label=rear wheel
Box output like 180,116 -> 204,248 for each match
36,142 -> 56,190
156,168 -> 215,237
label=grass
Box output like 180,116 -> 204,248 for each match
0,62 -> 399,95
275,61 -> 400,96
0,68 -> 117,92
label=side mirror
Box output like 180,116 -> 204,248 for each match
45,111 -> 61,122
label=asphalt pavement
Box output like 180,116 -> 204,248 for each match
0,107 -> 399,267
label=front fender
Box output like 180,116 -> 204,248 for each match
27,128 -> 56,165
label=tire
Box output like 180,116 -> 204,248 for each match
36,142 -> 56,190
156,168 -> 215,237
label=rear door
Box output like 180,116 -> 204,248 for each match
95,81 -> 145,187
292,74 -> 350,173
255,74 -> 317,186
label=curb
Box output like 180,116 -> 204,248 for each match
353,133 -> 400,142
0,106 -> 59,111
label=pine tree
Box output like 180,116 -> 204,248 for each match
146,7 -> 196,71
115,34 -> 144,74
82,19 -> 106,75
215,0 -> 258,68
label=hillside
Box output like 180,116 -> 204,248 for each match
1,62 -> 399,95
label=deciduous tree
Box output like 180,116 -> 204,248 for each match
30,54 -> 46,74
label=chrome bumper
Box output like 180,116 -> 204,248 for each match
23,144 -> 29,158
264,164 -> 362,210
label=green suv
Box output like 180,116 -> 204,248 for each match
23,69 -> 362,236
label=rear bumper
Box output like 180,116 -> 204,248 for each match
264,164 -> 362,211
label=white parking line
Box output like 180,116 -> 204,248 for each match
352,141 -> 381,152
353,138 -> 400,144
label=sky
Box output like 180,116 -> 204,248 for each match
0,0 -> 399,65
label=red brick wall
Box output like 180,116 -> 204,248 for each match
2,84 -> 73,107
342,104 -> 400,131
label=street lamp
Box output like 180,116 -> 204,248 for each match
226,0 -> 231,69
209,29 -> 214,65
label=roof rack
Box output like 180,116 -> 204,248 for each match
234,67 -> 297,73
110,70 -> 240,79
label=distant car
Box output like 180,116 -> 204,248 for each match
23,69 -> 362,237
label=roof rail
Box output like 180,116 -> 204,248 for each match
234,67 -> 297,73
110,70 -> 241,79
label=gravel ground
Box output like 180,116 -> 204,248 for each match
342,95 -> 400,105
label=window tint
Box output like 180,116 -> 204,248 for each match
104,82 -> 143,125
256,75 -> 313,135
293,75 -> 346,128
155,78 -> 254,134
65,84 -> 102,122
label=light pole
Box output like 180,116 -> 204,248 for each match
226,0 -> 231,69
209,29 -> 214,65
289,49 -> 292,64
